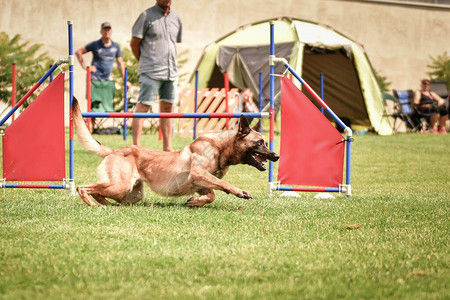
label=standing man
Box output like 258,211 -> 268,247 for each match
75,22 -> 127,82
130,0 -> 182,151
75,22 -> 129,131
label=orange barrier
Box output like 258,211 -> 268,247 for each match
177,88 -> 239,138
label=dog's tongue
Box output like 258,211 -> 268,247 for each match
255,154 -> 267,163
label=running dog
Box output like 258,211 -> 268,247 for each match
72,98 -> 279,207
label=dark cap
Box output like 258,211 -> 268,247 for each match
101,22 -> 112,29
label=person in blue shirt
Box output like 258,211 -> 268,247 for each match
75,22 -> 128,82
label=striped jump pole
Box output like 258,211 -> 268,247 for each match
11,64 -> 17,122
86,66 -> 92,131
68,20 -> 76,196
277,186 -> 342,193
320,73 -> 324,114
2,184 -> 67,189
123,68 -> 128,140
268,21 -> 276,194
259,72 -> 263,134
82,112 -> 269,119
193,70 -> 199,140
224,72 -> 230,130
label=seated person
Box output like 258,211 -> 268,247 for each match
241,88 -> 259,113
241,88 -> 260,131
414,78 -> 448,134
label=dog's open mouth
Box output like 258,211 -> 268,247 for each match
251,153 -> 268,171
246,148 -> 279,172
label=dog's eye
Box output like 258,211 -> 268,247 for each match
258,140 -> 264,146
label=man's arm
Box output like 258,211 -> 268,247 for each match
75,47 -> 89,70
116,56 -> 132,89
116,56 -> 126,79
130,37 -> 142,61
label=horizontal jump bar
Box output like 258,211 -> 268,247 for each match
276,186 -> 342,193
81,112 -> 270,119
1,184 -> 67,189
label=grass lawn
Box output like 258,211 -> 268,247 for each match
0,131 -> 449,299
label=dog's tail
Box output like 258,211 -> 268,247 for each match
72,97 -> 114,158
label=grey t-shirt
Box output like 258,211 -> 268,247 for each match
132,5 -> 182,81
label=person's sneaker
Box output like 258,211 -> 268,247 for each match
439,128 -> 447,134
432,128 -> 439,134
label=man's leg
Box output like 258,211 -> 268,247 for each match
132,103 -> 150,146
159,101 -> 173,152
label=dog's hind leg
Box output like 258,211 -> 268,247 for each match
121,181 -> 145,204
77,186 -> 101,206
91,194 -> 115,205
77,182 -> 131,206
186,189 -> 216,207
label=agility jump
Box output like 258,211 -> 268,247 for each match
0,21 -> 75,194
267,20 -> 352,197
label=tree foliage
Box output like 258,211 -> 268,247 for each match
427,51 -> 450,90
374,68 -> 391,93
0,32 -> 54,107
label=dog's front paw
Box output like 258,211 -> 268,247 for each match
237,190 -> 252,200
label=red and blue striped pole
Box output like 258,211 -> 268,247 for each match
81,112 -> 268,119
277,186 -> 341,193
224,72 -> 230,130
320,73 -> 324,114
123,68 -> 128,140
86,66 -> 92,131
259,72 -> 263,134
49,65 -> 54,82
11,64 -> 16,122
68,20 -> 75,195
193,70 -> 198,140
268,21 -> 276,189
2,184 -> 67,189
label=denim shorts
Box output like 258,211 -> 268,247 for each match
138,74 -> 178,105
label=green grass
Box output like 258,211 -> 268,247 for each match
0,132 -> 449,299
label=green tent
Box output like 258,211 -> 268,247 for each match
189,17 -> 392,135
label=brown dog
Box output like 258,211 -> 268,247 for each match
73,98 -> 279,207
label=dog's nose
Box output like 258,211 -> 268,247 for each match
271,153 -> 280,162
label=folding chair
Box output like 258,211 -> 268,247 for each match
382,92 -> 403,132
430,81 -> 449,131
392,89 -> 418,131
430,81 -> 449,101
91,80 -> 115,112
90,80 -> 116,133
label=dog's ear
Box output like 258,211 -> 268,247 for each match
251,120 -> 261,132
237,115 -> 251,136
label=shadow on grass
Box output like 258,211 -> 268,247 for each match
124,197 -> 246,212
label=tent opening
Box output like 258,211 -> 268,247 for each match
302,45 -> 369,127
